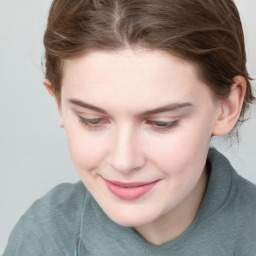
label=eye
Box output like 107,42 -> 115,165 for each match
146,120 -> 179,132
79,117 -> 109,131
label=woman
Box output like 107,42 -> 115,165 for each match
4,0 -> 256,255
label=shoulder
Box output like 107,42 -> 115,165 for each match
209,148 -> 256,217
25,181 -> 86,225
4,181 -> 86,256
233,175 -> 256,255
208,148 -> 256,204
232,173 -> 256,231
31,180 -> 86,213
201,149 -> 256,254
232,172 -> 256,225
27,180 -> 86,234
234,173 -> 256,203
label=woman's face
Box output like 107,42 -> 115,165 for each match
59,49 -> 222,228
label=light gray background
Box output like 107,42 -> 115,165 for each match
0,0 -> 255,253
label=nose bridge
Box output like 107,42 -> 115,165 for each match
109,123 -> 145,173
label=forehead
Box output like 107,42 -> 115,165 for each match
61,49 -> 215,111
63,49 -> 196,79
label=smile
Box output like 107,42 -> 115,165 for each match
103,179 -> 160,200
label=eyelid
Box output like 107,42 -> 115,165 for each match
78,116 -> 110,131
78,116 -> 109,124
146,119 -> 180,132
75,110 -> 106,118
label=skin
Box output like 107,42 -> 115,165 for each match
45,48 -> 246,245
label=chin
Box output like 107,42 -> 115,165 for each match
111,216 -> 151,228
105,207 -> 157,228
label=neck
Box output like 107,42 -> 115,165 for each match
134,169 -> 209,245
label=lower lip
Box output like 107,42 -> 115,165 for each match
103,179 -> 159,200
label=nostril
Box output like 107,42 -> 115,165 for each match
108,149 -> 146,173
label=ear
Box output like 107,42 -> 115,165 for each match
212,76 -> 247,136
43,79 -> 63,125
43,79 -> 55,97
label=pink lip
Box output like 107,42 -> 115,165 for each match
103,179 -> 159,200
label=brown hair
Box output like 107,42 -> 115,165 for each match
44,0 -> 254,127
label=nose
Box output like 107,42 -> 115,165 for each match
108,125 -> 146,174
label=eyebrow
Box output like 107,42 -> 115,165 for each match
68,99 -> 192,116
69,99 -> 108,114
141,102 -> 192,116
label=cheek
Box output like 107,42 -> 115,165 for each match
65,127 -> 108,173
146,119 -> 212,175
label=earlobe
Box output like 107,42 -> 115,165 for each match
43,79 -> 55,97
59,118 -> 64,128
212,76 -> 247,136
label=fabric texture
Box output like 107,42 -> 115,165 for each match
3,148 -> 256,255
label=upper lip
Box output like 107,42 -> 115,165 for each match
104,179 -> 159,188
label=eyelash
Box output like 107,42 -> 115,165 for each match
146,120 -> 180,132
78,117 -> 180,132
78,117 -> 109,131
